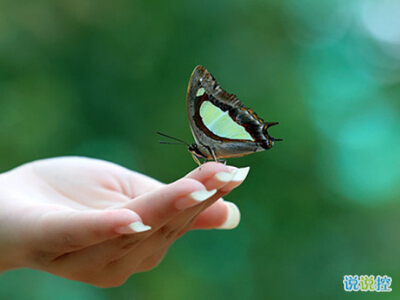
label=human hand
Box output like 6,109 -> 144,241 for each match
0,157 -> 249,287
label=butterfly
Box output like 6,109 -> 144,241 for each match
159,65 -> 281,165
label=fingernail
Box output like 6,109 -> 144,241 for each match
217,202 -> 241,229
213,171 -> 235,183
175,189 -> 217,210
231,167 -> 250,182
189,189 -> 217,201
115,221 -> 152,234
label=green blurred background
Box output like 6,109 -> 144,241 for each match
1,0 -> 400,299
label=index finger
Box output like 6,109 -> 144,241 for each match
116,163 -> 238,230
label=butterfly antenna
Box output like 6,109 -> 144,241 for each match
158,141 -> 188,145
157,132 -> 190,146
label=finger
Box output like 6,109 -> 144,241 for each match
49,179 -> 211,273
88,163 -> 247,278
116,162 -> 241,228
190,200 -> 241,230
105,202 -> 242,278
184,162 -> 239,191
67,195 -> 241,283
139,169 -> 248,244
220,166 -> 250,192
31,208 -> 145,253
65,173 -> 232,277
171,165 -> 248,233
116,178 -> 206,227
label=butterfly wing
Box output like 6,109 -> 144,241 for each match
186,65 -> 280,160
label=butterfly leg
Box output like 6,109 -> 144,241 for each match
209,148 -> 219,163
191,154 -> 202,166
219,159 -> 227,165
208,149 -> 226,164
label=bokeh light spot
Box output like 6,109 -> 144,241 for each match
336,103 -> 400,204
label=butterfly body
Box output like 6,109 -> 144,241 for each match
186,65 -> 281,163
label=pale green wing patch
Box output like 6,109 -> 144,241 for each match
196,87 -> 205,97
199,101 -> 253,140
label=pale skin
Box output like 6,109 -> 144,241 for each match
0,157 -> 248,288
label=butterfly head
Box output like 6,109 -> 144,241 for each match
187,143 -> 209,165
188,143 -> 207,159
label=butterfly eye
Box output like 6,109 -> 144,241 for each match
188,144 -> 203,157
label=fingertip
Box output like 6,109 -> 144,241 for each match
114,221 -> 152,234
231,167 -> 250,182
175,188 -> 217,210
186,163 -> 243,191
189,161 -> 234,178
219,167 -> 250,192
102,209 -> 151,235
197,161 -> 221,168
216,202 -> 241,230
190,199 -> 240,230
